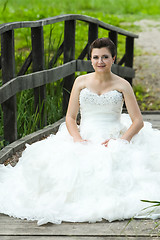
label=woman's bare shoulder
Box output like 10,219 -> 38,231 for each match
74,73 -> 94,90
113,75 -> 133,94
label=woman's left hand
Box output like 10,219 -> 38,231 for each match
101,139 -> 111,147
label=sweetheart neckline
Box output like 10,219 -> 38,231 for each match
81,88 -> 122,97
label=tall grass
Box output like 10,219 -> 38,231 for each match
16,80 -> 63,139
0,23 -> 64,150
1,0 -> 160,24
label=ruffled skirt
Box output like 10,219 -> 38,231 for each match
0,114 -> 160,225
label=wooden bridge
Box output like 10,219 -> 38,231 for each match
0,14 -> 137,146
0,14 -> 160,239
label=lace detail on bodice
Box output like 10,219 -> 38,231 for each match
79,88 -> 123,106
79,88 -> 125,142
79,88 -> 124,115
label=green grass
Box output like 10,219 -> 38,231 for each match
1,0 -> 160,24
1,0 -> 160,149
133,84 -> 160,111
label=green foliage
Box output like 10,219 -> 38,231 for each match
133,84 -> 160,111
1,0 -> 160,24
17,81 -> 63,137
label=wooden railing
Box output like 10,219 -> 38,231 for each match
0,14 -> 138,145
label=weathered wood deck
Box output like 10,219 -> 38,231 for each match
0,113 -> 160,240
143,112 -> 160,130
0,214 -> 160,239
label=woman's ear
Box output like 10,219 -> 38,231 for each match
112,56 -> 116,63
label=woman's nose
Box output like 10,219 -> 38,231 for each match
98,57 -> 103,63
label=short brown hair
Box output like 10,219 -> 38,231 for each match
89,38 -> 116,58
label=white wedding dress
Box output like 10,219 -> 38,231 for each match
0,88 -> 160,225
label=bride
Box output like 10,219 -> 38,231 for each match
66,37 -> 143,144
0,37 -> 160,226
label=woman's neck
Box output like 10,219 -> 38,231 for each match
94,71 -> 113,83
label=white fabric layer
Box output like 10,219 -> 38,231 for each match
0,88 -> 160,225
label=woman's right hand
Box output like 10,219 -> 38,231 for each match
73,137 -> 88,143
101,139 -> 110,147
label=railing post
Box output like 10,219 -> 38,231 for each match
63,20 -> 76,114
1,30 -> 17,144
88,23 -> 98,59
109,31 -> 118,63
125,36 -> 134,85
31,26 -> 46,126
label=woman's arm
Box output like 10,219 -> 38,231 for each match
120,80 -> 144,142
66,77 -> 85,142
102,81 -> 143,147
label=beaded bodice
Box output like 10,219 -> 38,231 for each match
79,88 -> 123,117
79,88 -> 125,141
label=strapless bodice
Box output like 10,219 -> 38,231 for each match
79,88 -> 126,142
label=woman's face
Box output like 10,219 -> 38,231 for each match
91,47 -> 115,73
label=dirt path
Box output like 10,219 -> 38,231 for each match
133,19 -> 160,99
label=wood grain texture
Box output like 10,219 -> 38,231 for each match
63,20 -> 76,114
0,14 -> 138,38
1,30 -> 17,143
1,237 -> 159,240
0,61 -> 77,104
0,214 -> 159,237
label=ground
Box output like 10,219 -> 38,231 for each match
133,19 -> 160,100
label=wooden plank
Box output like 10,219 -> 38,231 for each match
0,60 -> 135,105
78,43 -> 89,60
0,14 -> 138,38
111,64 -> 135,78
1,237 -> 157,240
76,59 -> 94,72
118,54 -> 126,66
0,61 -> 77,104
17,50 -> 32,76
143,114 -> 160,121
63,20 -> 76,114
49,41 -> 64,68
31,26 -> 46,126
109,31 -> 118,63
76,60 -> 135,78
1,29 -> 17,143
125,36 -> 134,85
143,114 -> 160,129
88,23 -> 98,59
0,214 -> 159,237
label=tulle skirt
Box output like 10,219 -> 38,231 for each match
0,114 -> 160,225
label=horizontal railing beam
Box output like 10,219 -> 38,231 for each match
0,60 -> 77,104
0,14 -> 138,38
0,60 -> 135,104
76,60 -> 135,78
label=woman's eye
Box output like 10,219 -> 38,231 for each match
93,56 -> 98,59
103,55 -> 108,59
